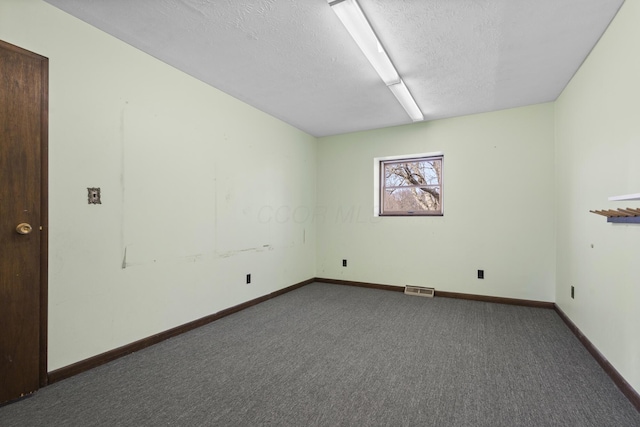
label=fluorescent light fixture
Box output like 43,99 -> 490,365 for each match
388,80 -> 424,122
329,0 -> 424,122
328,0 -> 399,85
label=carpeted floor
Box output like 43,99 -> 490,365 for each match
1,282 -> 639,426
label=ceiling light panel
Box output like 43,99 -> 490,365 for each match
388,80 -> 424,122
329,0 -> 423,122
329,0 -> 399,85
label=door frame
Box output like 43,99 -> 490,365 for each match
0,39 -> 49,389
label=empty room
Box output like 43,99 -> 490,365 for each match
1,0 -> 639,425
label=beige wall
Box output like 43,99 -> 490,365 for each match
0,0 -> 317,370
316,104 -> 556,302
555,0 -> 640,394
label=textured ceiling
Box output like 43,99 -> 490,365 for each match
43,0 -> 624,137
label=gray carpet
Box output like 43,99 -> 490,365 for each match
1,282 -> 639,426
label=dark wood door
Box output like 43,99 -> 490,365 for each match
0,40 -> 48,404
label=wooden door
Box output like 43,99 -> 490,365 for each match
0,40 -> 48,404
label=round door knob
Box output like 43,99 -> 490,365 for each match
16,223 -> 33,235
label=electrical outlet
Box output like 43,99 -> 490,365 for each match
477,270 -> 484,279
571,286 -> 574,299
246,274 -> 251,284
342,259 -> 347,267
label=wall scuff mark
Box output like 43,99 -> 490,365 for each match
121,247 -> 127,269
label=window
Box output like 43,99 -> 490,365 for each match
379,154 -> 443,216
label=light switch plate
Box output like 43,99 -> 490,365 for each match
88,187 -> 101,204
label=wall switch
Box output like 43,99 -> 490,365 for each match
87,187 -> 101,204
342,259 -> 347,267
571,286 -> 574,299
246,274 -> 251,284
477,270 -> 484,279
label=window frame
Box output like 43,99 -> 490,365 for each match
375,153 -> 444,217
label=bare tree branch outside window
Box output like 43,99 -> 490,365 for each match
380,156 -> 443,215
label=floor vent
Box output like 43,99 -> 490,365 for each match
404,285 -> 435,298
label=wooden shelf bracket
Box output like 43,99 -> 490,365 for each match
590,207 -> 640,224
